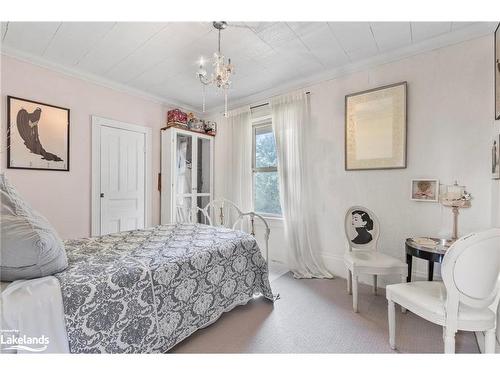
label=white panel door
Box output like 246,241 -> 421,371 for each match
100,126 -> 145,235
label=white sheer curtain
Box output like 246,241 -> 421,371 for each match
271,92 -> 332,279
226,106 -> 252,213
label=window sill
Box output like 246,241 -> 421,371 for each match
255,214 -> 284,222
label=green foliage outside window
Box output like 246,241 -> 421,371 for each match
254,128 -> 282,216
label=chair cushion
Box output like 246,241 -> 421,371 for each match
0,174 -> 68,281
386,281 -> 496,330
345,250 -> 407,270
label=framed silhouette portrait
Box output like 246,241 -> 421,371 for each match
7,96 -> 70,171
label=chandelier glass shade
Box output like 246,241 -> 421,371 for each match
197,21 -> 234,117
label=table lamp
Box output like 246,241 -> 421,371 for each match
439,181 -> 472,240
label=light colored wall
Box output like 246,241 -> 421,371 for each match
213,35 -> 497,283
0,55 -> 178,239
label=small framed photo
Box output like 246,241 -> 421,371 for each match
493,134 -> 500,180
7,96 -> 70,171
410,179 -> 439,202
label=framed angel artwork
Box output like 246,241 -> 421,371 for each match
345,82 -> 407,171
7,96 -> 70,171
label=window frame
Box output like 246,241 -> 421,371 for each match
251,117 -> 282,218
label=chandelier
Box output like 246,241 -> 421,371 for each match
197,21 -> 234,117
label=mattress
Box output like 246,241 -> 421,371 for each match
1,223 -> 274,353
1,276 -> 69,353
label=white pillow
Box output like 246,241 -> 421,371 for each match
0,174 -> 68,281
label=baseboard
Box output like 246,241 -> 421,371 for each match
270,252 -> 434,287
320,252 -> 434,288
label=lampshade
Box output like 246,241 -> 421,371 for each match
439,181 -> 472,240
440,181 -> 472,208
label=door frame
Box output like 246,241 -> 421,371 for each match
91,115 -> 153,236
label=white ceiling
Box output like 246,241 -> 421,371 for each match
0,22 -> 497,112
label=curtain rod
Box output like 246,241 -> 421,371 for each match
249,91 -> 311,110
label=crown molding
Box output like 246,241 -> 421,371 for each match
0,45 -> 200,113
207,22 -> 497,115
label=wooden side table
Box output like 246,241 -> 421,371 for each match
405,238 -> 452,282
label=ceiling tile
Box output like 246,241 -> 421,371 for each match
273,38 -> 310,56
287,22 -> 325,37
105,24 -> 203,83
370,22 -> 411,51
232,57 -> 266,78
298,23 -> 349,67
411,22 -> 451,42
229,39 -> 273,60
3,22 -> 61,55
345,44 -> 379,61
255,23 -> 296,48
130,57 -> 188,89
328,22 -> 377,53
1,22 -> 8,41
76,22 -> 167,74
244,22 -> 275,33
43,22 -> 116,66
451,22 -> 477,30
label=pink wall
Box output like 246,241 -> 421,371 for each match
1,55 -> 173,239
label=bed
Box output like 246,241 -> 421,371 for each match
1,223 -> 274,353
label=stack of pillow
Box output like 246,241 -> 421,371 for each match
0,174 -> 68,281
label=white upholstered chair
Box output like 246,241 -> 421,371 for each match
344,206 -> 407,312
386,228 -> 500,353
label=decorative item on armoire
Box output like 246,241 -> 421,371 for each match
166,108 -> 188,129
7,96 -> 70,171
410,179 -> 439,202
186,113 -> 206,133
440,181 -> 472,240
204,121 -> 217,136
345,82 -> 407,170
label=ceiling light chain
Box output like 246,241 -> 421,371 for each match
224,88 -> 228,117
202,84 -> 206,113
197,21 -> 234,117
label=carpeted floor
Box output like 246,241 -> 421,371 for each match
171,273 -> 479,353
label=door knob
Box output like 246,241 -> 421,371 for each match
100,193 -> 104,198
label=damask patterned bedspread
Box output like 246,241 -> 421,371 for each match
54,223 -> 274,353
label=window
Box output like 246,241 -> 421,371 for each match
252,122 -> 282,216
